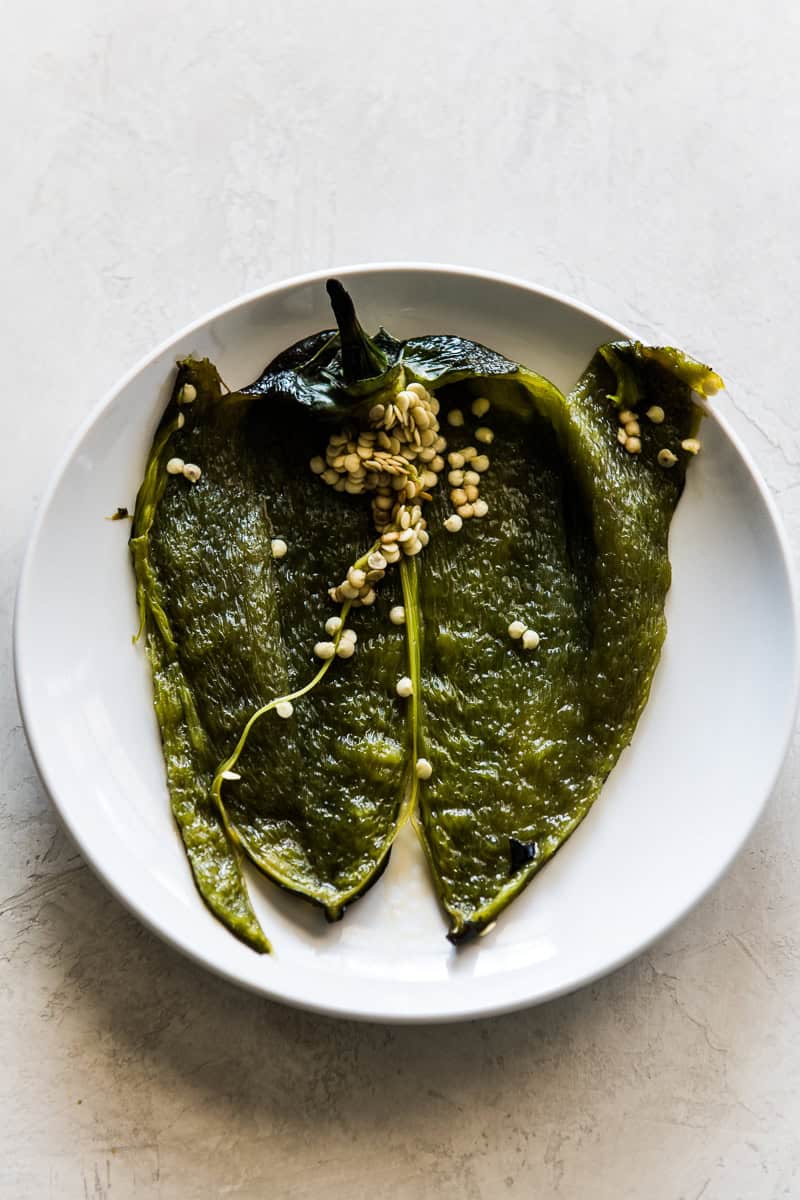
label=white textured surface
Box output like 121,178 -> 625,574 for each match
1,2 -> 799,1197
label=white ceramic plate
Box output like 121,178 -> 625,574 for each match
14,264 -> 799,1023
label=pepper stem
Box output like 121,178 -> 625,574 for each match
326,279 -> 389,385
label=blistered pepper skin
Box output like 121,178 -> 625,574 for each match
415,347 -> 715,940
130,281 -> 720,948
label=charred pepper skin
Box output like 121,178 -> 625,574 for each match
130,279 -> 720,949
416,344 -> 718,941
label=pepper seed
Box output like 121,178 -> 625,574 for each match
415,757 -> 433,779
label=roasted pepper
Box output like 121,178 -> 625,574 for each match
130,281 -> 721,948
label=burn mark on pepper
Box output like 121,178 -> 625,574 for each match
509,837 -> 538,875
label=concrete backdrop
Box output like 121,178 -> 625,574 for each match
2,2 -> 798,1196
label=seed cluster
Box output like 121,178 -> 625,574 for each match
508,620 -> 540,650
162,384 -> 200,481
310,385 -> 501,605
616,403 -> 702,467
166,456 -> 202,483
445,433 -> 491,526
617,409 -> 642,455
314,624 -> 357,661
310,379 -> 444,605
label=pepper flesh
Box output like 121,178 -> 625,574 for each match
130,361 -> 270,952
133,357 -> 412,933
130,280 -> 721,949
415,347 -> 715,939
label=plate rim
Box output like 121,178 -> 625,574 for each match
14,261 -> 800,1022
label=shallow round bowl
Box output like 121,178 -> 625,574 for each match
14,264 -> 799,1022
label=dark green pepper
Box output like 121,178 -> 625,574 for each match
132,356 -> 411,941
414,345 -> 720,939
130,361 -> 271,953
130,280 -> 721,949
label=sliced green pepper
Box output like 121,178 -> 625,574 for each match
133,356 -> 413,929
414,346 -> 719,939
130,361 -> 270,952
